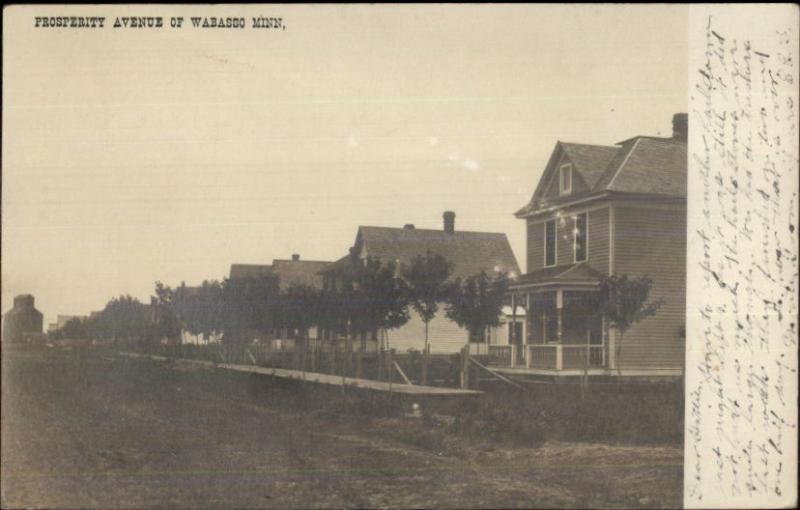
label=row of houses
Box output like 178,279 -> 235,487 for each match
193,113 -> 689,379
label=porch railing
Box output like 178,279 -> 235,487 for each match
526,344 -> 605,370
487,344 -> 517,367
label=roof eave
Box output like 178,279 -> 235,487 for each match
514,192 -> 611,219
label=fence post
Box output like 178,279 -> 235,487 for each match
356,351 -> 362,379
510,344 -> 516,368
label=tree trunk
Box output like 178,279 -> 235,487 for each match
422,321 -> 430,385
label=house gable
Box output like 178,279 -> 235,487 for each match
519,142 -> 620,216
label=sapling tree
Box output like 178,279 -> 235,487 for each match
401,250 -> 453,354
349,257 -> 410,347
444,271 -> 509,344
596,274 -> 662,377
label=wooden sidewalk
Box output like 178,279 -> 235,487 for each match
119,352 -> 483,396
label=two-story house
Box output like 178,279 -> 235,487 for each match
320,212 -> 523,354
500,114 -> 687,378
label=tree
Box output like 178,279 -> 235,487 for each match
278,284 -> 321,341
276,284 -> 322,370
445,271 -> 509,343
150,284 -> 182,344
220,275 -> 280,344
401,251 -> 453,384
160,280 -> 226,342
596,274 -> 662,377
101,295 -> 149,343
349,257 -> 410,349
401,250 -> 453,354
61,317 -> 87,340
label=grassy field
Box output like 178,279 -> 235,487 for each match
1,347 -> 682,508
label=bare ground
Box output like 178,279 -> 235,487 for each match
1,348 -> 682,509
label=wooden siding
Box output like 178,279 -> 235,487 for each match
386,308 -> 467,354
526,206 -> 609,274
587,207 -> 610,275
541,153 -> 590,201
527,221 -> 545,273
613,205 -> 686,371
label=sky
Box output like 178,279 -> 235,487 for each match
2,5 -> 688,326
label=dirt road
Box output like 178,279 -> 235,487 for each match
1,348 -> 682,508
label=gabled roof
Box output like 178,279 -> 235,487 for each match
271,259 -> 332,290
229,264 -> 273,280
516,131 -> 687,218
229,260 -> 332,290
326,226 -> 520,281
559,142 -> 620,189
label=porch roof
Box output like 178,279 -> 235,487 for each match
509,262 -> 602,291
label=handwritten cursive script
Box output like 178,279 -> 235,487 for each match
686,5 -> 798,509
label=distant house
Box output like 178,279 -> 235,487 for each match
228,254 -> 332,344
502,113 -> 687,377
3,294 -> 44,344
321,212 -> 523,354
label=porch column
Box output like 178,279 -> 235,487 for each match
511,293 -> 517,345
556,343 -> 563,370
526,292 -> 532,343
556,289 -> 564,344
510,294 -> 518,367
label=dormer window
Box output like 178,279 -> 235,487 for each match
559,164 -> 572,195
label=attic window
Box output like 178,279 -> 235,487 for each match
559,163 -> 572,195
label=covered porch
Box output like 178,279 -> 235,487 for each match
487,263 -> 613,375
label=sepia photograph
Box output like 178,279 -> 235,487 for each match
2,4 -> 797,509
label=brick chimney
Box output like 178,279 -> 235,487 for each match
443,211 -> 455,234
291,253 -> 300,261
672,113 -> 688,141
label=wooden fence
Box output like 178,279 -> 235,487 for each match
129,339 -> 496,390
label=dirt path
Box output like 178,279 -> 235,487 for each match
1,349 -> 682,508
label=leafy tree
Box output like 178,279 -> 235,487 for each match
348,257 -> 410,348
61,317 -> 87,339
278,284 -> 321,341
596,274 -> 662,376
160,280 -> 226,341
317,287 -> 348,341
445,271 -> 509,343
101,295 -> 148,342
150,285 -> 182,344
401,250 -> 453,354
220,275 -> 280,344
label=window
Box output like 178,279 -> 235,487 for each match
574,212 -> 587,262
559,164 -> 572,195
544,220 -> 556,267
